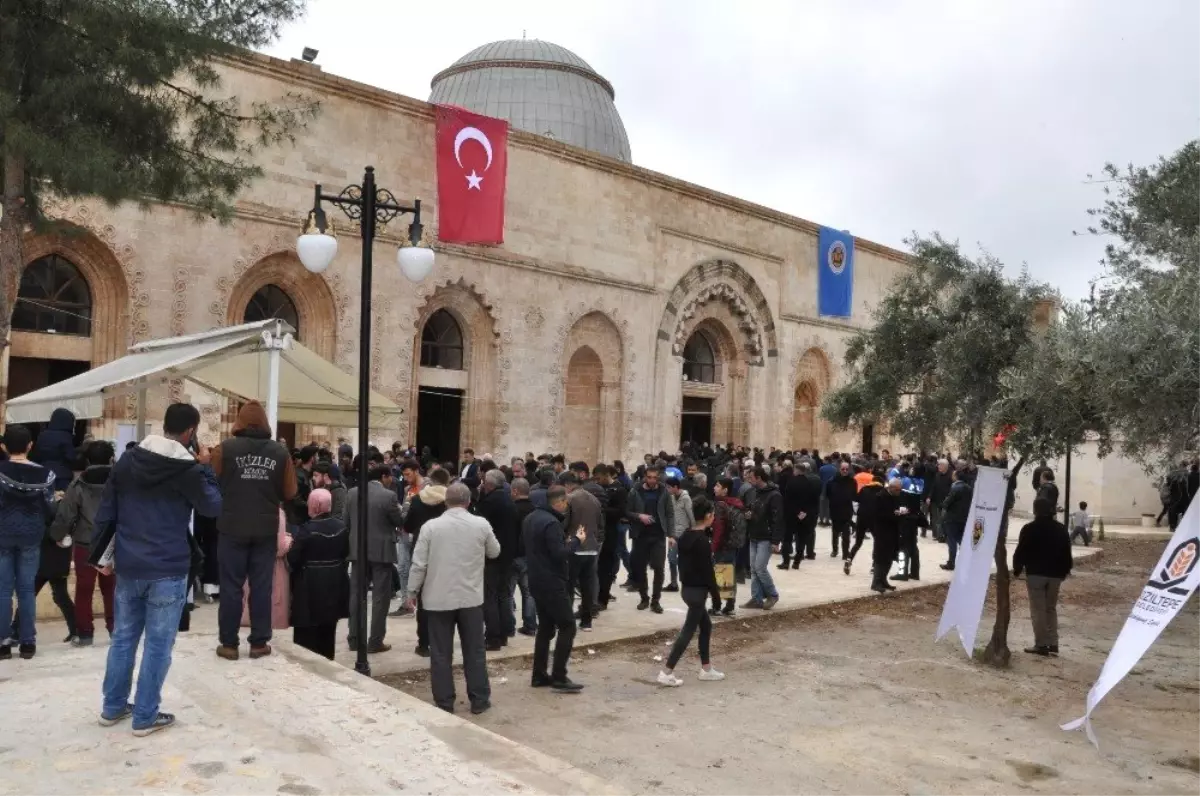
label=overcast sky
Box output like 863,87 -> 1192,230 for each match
263,0 -> 1199,300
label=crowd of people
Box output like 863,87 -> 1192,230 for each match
2,403 -> 1198,727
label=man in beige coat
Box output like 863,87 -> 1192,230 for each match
406,482 -> 500,715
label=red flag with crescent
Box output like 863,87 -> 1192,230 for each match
435,105 -> 508,244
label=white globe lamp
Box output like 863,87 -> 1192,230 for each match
398,245 -> 435,283
296,209 -> 337,274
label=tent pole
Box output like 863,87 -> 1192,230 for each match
136,382 -> 148,440
266,326 -> 283,439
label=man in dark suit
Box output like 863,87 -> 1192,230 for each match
782,462 -> 822,567
345,463 -> 404,653
459,448 -> 480,496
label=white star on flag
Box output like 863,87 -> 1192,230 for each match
465,170 -> 483,190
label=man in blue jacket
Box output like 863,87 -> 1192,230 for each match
94,403 -> 221,736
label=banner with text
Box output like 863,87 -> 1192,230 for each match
936,466 -> 1007,656
1062,499 -> 1200,747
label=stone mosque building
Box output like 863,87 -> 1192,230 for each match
8,39 -> 911,464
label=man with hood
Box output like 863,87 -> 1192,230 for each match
93,403 -> 221,736
30,407 -> 77,491
0,424 -> 58,660
403,467 -> 449,657
49,440 -> 116,646
210,402 -> 297,661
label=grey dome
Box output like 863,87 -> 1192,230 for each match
429,40 -> 631,162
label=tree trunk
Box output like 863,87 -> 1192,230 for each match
980,501 -> 1013,667
0,154 -> 27,428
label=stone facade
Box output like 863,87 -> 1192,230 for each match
7,51 -> 910,461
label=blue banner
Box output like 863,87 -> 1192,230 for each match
817,226 -> 854,318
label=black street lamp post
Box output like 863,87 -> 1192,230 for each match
296,166 -> 434,676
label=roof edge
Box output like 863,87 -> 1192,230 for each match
430,58 -> 616,100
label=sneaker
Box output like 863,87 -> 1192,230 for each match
73,635 -> 94,647
550,677 -> 584,693
698,667 -> 726,682
843,561 -> 852,576
720,601 -> 736,616
650,602 -> 664,614
388,606 -> 412,617
216,645 -> 239,661
249,644 -> 272,659
64,633 -> 79,644
414,645 -> 431,657
708,607 -> 722,617
132,712 -> 176,737
580,624 -> 593,632
98,704 -> 133,726
0,645 -> 9,660
656,670 -> 684,687
636,598 -> 650,611
740,599 -> 763,610
18,643 -> 34,660
662,583 -> 679,593
762,596 -> 779,610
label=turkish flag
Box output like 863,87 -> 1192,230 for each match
435,105 -> 508,244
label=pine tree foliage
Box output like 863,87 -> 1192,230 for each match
0,0 -> 318,342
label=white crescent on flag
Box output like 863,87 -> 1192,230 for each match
454,126 -> 493,171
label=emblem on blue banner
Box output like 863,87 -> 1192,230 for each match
817,226 -> 854,318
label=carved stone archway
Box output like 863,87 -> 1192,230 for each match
790,347 -> 832,451
559,311 -> 624,462
225,252 -> 338,362
410,279 -> 499,456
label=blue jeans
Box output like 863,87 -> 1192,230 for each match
749,540 -> 778,603
102,575 -> 188,729
396,532 -> 412,598
0,542 -> 40,644
615,522 -> 631,574
510,557 -> 536,631
668,541 -> 679,584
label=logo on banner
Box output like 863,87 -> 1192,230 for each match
827,240 -> 847,274
971,518 -> 985,548
1149,538 -> 1199,594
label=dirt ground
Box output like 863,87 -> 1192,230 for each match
385,539 -> 1200,795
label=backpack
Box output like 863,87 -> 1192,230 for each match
724,502 -> 748,549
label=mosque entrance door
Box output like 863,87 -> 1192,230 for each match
680,396 -> 713,449
417,387 -> 462,464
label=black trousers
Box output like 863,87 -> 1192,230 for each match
781,520 -> 802,564
898,526 -> 920,579
799,516 -> 817,559
598,529 -> 618,603
831,520 -> 852,558
630,535 -> 666,602
872,530 -> 898,588
570,554 -> 598,626
416,595 -> 429,649
483,561 -> 514,644
427,605 -> 490,711
217,534 -> 277,647
12,575 -> 76,639
294,623 -> 337,660
348,562 -> 394,649
531,589 -> 576,681
666,586 -> 712,669
847,524 -> 869,563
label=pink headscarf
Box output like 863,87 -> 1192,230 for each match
308,488 -> 333,517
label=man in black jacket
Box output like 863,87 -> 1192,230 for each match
845,469 -> 883,575
826,461 -> 858,563
940,467 -> 973,571
871,479 -> 907,592
477,469 -> 518,650
625,465 -> 675,613
1013,497 -> 1073,656
403,468 -> 449,656
595,464 -> 627,607
923,459 -> 953,539
523,486 -> 586,692
511,478 -> 538,637
744,467 -> 783,609
783,462 -> 822,567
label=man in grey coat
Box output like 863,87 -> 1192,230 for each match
405,482 -> 500,715
345,464 -> 404,653
560,472 -> 602,631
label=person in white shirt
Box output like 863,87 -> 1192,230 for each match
405,482 -> 499,715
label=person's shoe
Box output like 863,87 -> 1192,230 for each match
843,561 -> 852,576
721,600 -> 736,616
830,550 -> 839,558
883,584 -> 897,591
64,633 -> 79,644
367,643 -> 392,654
650,602 -> 664,614
388,606 -> 412,617
414,645 -> 431,657
0,645 -> 10,661
740,599 -> 763,610
249,644 -> 272,659
18,643 -> 34,660
623,582 -> 639,592
550,677 -> 584,693
73,635 -> 94,647
871,584 -> 887,594
1048,645 -> 1060,656
698,667 -> 726,682
939,563 -> 954,571
909,575 -> 921,581
735,573 -> 747,585
619,579 -> 631,589
470,701 -> 491,715
708,607 -> 722,617
216,645 -> 239,661
637,598 -> 650,611
1024,645 -> 1051,657
776,562 -> 790,570
98,704 -> 133,726
791,560 -> 801,570
656,670 -> 684,687
805,554 -> 816,561
890,574 -> 910,582
531,673 -> 553,688
762,596 -> 779,610
595,602 -> 608,612
485,641 -> 504,652
518,627 -> 537,637
662,583 -> 679,592
132,712 -> 175,737
579,624 -> 593,632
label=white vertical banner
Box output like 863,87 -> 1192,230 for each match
936,466 -> 1008,656
1063,500 -> 1200,747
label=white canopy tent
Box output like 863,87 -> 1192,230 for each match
5,319 -> 401,433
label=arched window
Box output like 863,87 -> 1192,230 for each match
682,331 -> 717,383
421,309 -> 464,370
13,254 -> 92,336
243,284 -> 300,339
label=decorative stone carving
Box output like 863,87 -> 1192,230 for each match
657,259 -> 779,364
672,282 -> 765,365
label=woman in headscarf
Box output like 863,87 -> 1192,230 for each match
287,488 -> 349,659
